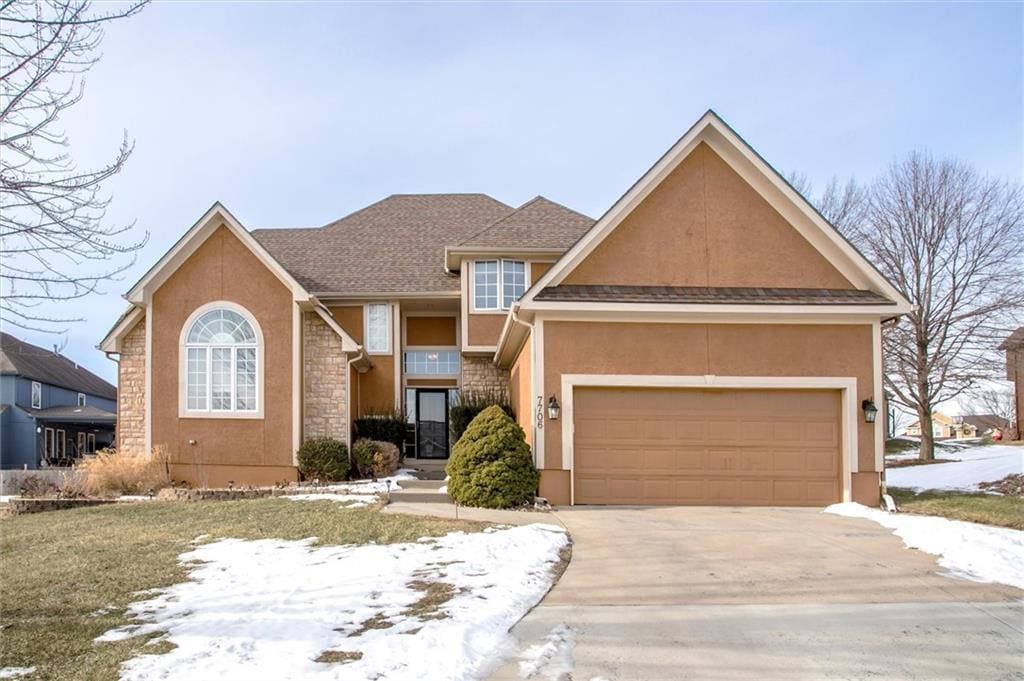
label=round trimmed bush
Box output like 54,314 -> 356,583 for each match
445,405 -> 539,509
296,437 -> 349,481
351,438 -> 400,478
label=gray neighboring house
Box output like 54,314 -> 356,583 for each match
1,333 -> 116,469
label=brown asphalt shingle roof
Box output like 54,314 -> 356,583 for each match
252,194 -> 593,296
0,333 -> 117,400
252,194 -> 515,295
534,286 -> 896,305
457,196 -> 594,250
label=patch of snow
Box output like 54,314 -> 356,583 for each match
0,668 -> 35,679
98,524 -> 569,681
284,493 -> 374,508
117,495 -> 153,502
518,624 -> 575,680
886,444 -> 1023,492
0,495 -> 17,503
825,502 -> 1024,589
438,485 -> 448,494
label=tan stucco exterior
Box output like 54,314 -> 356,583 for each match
150,225 -> 296,485
538,321 -> 878,505
563,143 -> 854,290
466,312 -> 505,348
407,316 -> 457,346
329,304 -> 396,414
509,334 -> 533,446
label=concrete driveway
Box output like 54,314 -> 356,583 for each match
490,507 -> 1023,681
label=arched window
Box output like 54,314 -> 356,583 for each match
182,305 -> 261,414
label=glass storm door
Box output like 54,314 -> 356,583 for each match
416,390 -> 449,459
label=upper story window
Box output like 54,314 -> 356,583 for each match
473,260 -> 526,311
31,381 -> 41,409
365,303 -> 391,354
182,305 -> 261,415
77,393 -> 86,406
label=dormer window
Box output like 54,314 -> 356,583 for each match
473,260 -> 526,311
31,381 -> 41,409
77,393 -> 86,406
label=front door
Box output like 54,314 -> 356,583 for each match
416,390 -> 449,459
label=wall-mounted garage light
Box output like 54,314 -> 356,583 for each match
547,396 -> 561,421
861,399 -> 878,423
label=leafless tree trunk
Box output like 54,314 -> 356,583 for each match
0,0 -> 148,333
847,153 -> 1024,460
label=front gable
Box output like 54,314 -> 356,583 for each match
563,142 -> 853,289
523,111 -> 912,312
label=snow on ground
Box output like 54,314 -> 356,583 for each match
825,502 -> 1024,589
284,493 -> 375,508
97,523 -> 569,681
0,668 -> 36,679
886,444 -> 1023,492
517,624 -> 576,680
285,470 -> 417,505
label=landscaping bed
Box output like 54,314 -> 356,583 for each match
0,496 -> 567,680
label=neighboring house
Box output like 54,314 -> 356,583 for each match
99,110 -> 912,506
904,413 -> 978,440
961,414 -> 1011,439
1000,327 -> 1023,440
1,333 -> 116,469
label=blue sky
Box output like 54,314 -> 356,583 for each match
12,1 -> 1022,383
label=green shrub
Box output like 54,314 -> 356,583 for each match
350,438 -> 373,478
353,409 -> 408,455
446,405 -> 538,509
296,437 -> 349,481
450,389 -> 514,444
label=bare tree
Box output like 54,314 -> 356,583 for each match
790,173 -> 869,238
0,0 -> 148,333
969,387 -> 1018,439
845,153 -> 1024,460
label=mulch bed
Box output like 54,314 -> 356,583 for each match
977,474 -> 1024,497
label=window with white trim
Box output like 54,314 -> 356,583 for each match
56,429 -> 66,458
473,260 -> 526,310
44,427 -> 54,459
87,433 -> 96,453
31,381 -> 41,409
77,393 -> 86,406
365,303 -> 391,354
183,307 -> 259,414
403,350 -> 461,376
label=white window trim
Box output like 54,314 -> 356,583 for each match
364,303 -> 392,355
31,381 -> 41,409
403,346 -> 461,378
471,259 -> 526,313
56,429 -> 66,458
87,433 -> 96,453
43,427 -> 54,458
178,301 -> 265,419
77,393 -> 86,406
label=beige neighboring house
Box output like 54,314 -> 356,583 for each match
904,413 -> 978,440
99,110 -> 912,506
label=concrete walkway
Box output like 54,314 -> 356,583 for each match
490,506 -> 1024,681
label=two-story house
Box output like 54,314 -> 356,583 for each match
99,111 -> 912,506
1,333 -> 117,469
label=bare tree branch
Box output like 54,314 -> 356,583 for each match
0,0 -> 149,333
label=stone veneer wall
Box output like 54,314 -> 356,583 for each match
118,318 -> 147,456
461,355 -> 510,395
303,312 -> 348,441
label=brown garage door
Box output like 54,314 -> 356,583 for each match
573,387 -> 841,506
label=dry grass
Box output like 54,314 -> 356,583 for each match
315,650 -> 363,664
77,448 -> 171,497
889,488 -> 1024,530
0,498 -> 487,680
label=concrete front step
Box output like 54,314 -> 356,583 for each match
398,479 -> 448,490
389,489 -> 449,504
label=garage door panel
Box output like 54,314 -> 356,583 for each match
573,388 -> 841,506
